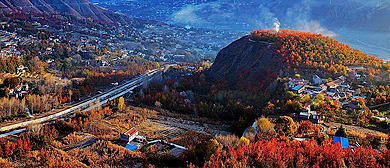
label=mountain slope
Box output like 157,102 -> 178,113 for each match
0,0 -> 123,23
208,35 -> 285,90
209,29 -> 389,90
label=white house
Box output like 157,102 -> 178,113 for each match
120,128 -> 139,143
17,65 -> 27,74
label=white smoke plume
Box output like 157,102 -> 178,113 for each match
272,18 -> 281,33
302,21 -> 337,38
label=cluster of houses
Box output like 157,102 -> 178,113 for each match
288,74 -> 366,123
1,81 -> 30,99
8,83 -> 29,98
289,75 -> 354,99
16,65 -> 27,74
0,65 -> 30,98
1,12 -> 232,70
0,30 -> 22,58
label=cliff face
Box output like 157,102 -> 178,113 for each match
0,0 -> 123,23
208,35 -> 286,90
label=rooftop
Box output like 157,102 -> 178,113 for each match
292,85 -> 303,91
333,136 -> 349,149
124,128 -> 138,136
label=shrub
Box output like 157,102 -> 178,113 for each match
274,116 -> 297,137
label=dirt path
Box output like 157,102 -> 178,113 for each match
325,122 -> 388,135
153,115 -> 231,136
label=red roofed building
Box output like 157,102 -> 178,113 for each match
326,82 -> 338,89
320,84 -> 327,91
44,50 -> 53,55
120,128 -> 138,143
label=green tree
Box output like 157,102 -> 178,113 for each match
238,137 -> 250,146
185,140 -> 218,167
315,93 -> 325,103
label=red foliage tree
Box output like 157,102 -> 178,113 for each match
205,138 -> 390,168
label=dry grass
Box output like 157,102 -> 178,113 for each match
84,109 -> 147,140
170,130 -> 212,148
61,132 -> 95,147
135,120 -> 180,140
23,147 -> 88,167
326,122 -> 388,137
67,140 -> 146,168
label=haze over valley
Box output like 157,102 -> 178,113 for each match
92,0 -> 390,60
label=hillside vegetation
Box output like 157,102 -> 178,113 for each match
210,29 -> 389,91
251,29 -> 389,79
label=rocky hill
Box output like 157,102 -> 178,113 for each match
209,29 -> 389,90
0,0 -> 124,23
208,35 -> 285,90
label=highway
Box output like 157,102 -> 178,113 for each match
0,67 -> 164,135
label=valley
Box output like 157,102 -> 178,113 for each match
0,0 -> 389,167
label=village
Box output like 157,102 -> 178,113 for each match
0,16 -> 237,67
0,14 -> 232,118
287,69 -> 370,123
240,66 -> 390,150
0,15 -> 233,102
59,105 -> 230,160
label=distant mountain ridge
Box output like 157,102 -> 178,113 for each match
0,0 -> 124,23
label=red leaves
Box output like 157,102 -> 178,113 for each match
250,29 -> 387,77
297,120 -> 315,136
1,136 -> 32,159
205,138 -> 389,168
4,141 -> 11,157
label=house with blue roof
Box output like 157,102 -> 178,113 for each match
291,85 -> 305,94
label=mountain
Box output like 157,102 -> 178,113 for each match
311,0 -> 390,33
208,29 -> 388,90
208,35 -> 284,90
0,0 -> 125,24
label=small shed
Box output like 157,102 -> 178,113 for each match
333,136 -> 349,149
